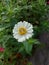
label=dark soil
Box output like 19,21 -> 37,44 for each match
30,31 -> 49,65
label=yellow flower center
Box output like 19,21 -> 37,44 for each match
18,27 -> 27,35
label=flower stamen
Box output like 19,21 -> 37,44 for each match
18,27 -> 27,35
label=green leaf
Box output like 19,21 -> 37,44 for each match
38,0 -> 45,5
23,41 -> 33,54
0,23 -> 11,32
0,35 -> 12,48
27,62 -> 32,65
0,60 -> 4,65
18,46 -> 24,53
28,38 -> 40,45
0,52 -> 4,59
22,38 -> 40,54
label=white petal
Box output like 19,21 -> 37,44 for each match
13,28 -> 18,34
18,36 -> 26,42
13,34 -> 18,39
25,33 -> 33,39
13,33 -> 21,39
28,29 -> 33,33
14,24 -> 18,29
27,23 -> 33,29
27,25 -> 33,30
23,21 -> 28,27
17,21 -> 23,27
13,24 -> 18,33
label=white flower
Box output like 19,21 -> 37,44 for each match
13,21 -> 33,42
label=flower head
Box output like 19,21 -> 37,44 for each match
47,1 -> 49,4
0,47 -> 4,52
13,21 -> 33,42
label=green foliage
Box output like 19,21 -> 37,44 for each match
38,0 -> 45,5
0,60 -> 4,65
40,21 -> 49,32
0,0 -> 49,65
27,62 -> 32,65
